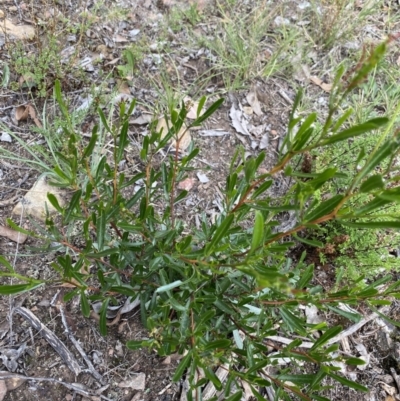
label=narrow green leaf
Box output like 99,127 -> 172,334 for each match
331,108 -> 353,133
304,195 -> 344,222
250,211 -> 264,253
245,158 -> 256,183
168,298 -> 187,312
98,108 -> 112,133
280,307 -> 307,336
368,299 -> 391,306
85,248 -> 120,258
225,391 -> 243,401
54,80 -> 69,120
250,384 -> 269,401
97,208 -> 106,251
172,352 -> 192,382
99,298 -> 110,336
65,190 -> 82,222
368,305 -> 400,329
80,291 -> 90,318
6,219 -> 32,236
191,98 -> 224,126
355,288 -> 378,297
174,190 -> 188,204
156,280 -> 183,293
294,235 -> 324,248
126,187 -> 145,209
81,129 -> 99,160
277,374 -> 315,385
353,197 -> 391,216
109,285 -> 137,296
355,140 -> 393,184
328,373 -> 368,392
127,99 -> 137,117
197,96 -> 206,118
293,113 -> 317,150
126,340 -> 144,350
0,256 -> 14,273
344,357 -> 366,366
117,120 -> 129,162
360,174 -> 384,193
327,306 -> 361,323
321,117 -> 388,145
204,367 -> 222,391
0,283 -> 42,295
206,214 -> 234,255
340,221 -> 400,229
251,180 -> 272,199
255,152 -> 266,170
307,168 -> 337,190
296,264 -> 314,289
289,89 -> 303,123
311,326 -> 342,351
1,63 -> 10,88
47,193 -> 63,213
377,187 -> 400,202
203,339 -> 231,352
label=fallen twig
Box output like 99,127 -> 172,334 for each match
13,307 -> 81,376
59,305 -> 105,384
391,368 -> 400,394
0,372 -> 113,400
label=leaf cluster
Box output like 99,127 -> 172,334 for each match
2,40 -> 400,400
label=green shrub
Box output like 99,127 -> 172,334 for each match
2,38 -> 400,400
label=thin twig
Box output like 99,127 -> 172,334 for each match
59,305 -> 106,384
0,373 -> 113,400
13,307 -> 82,376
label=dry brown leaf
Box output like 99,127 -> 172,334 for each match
0,226 -> 27,244
15,104 -> 42,127
27,104 -> 42,128
105,57 -> 120,66
156,117 -> 191,151
116,79 -> 131,95
246,89 -> 262,116
310,76 -> 332,92
15,105 -> 29,122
